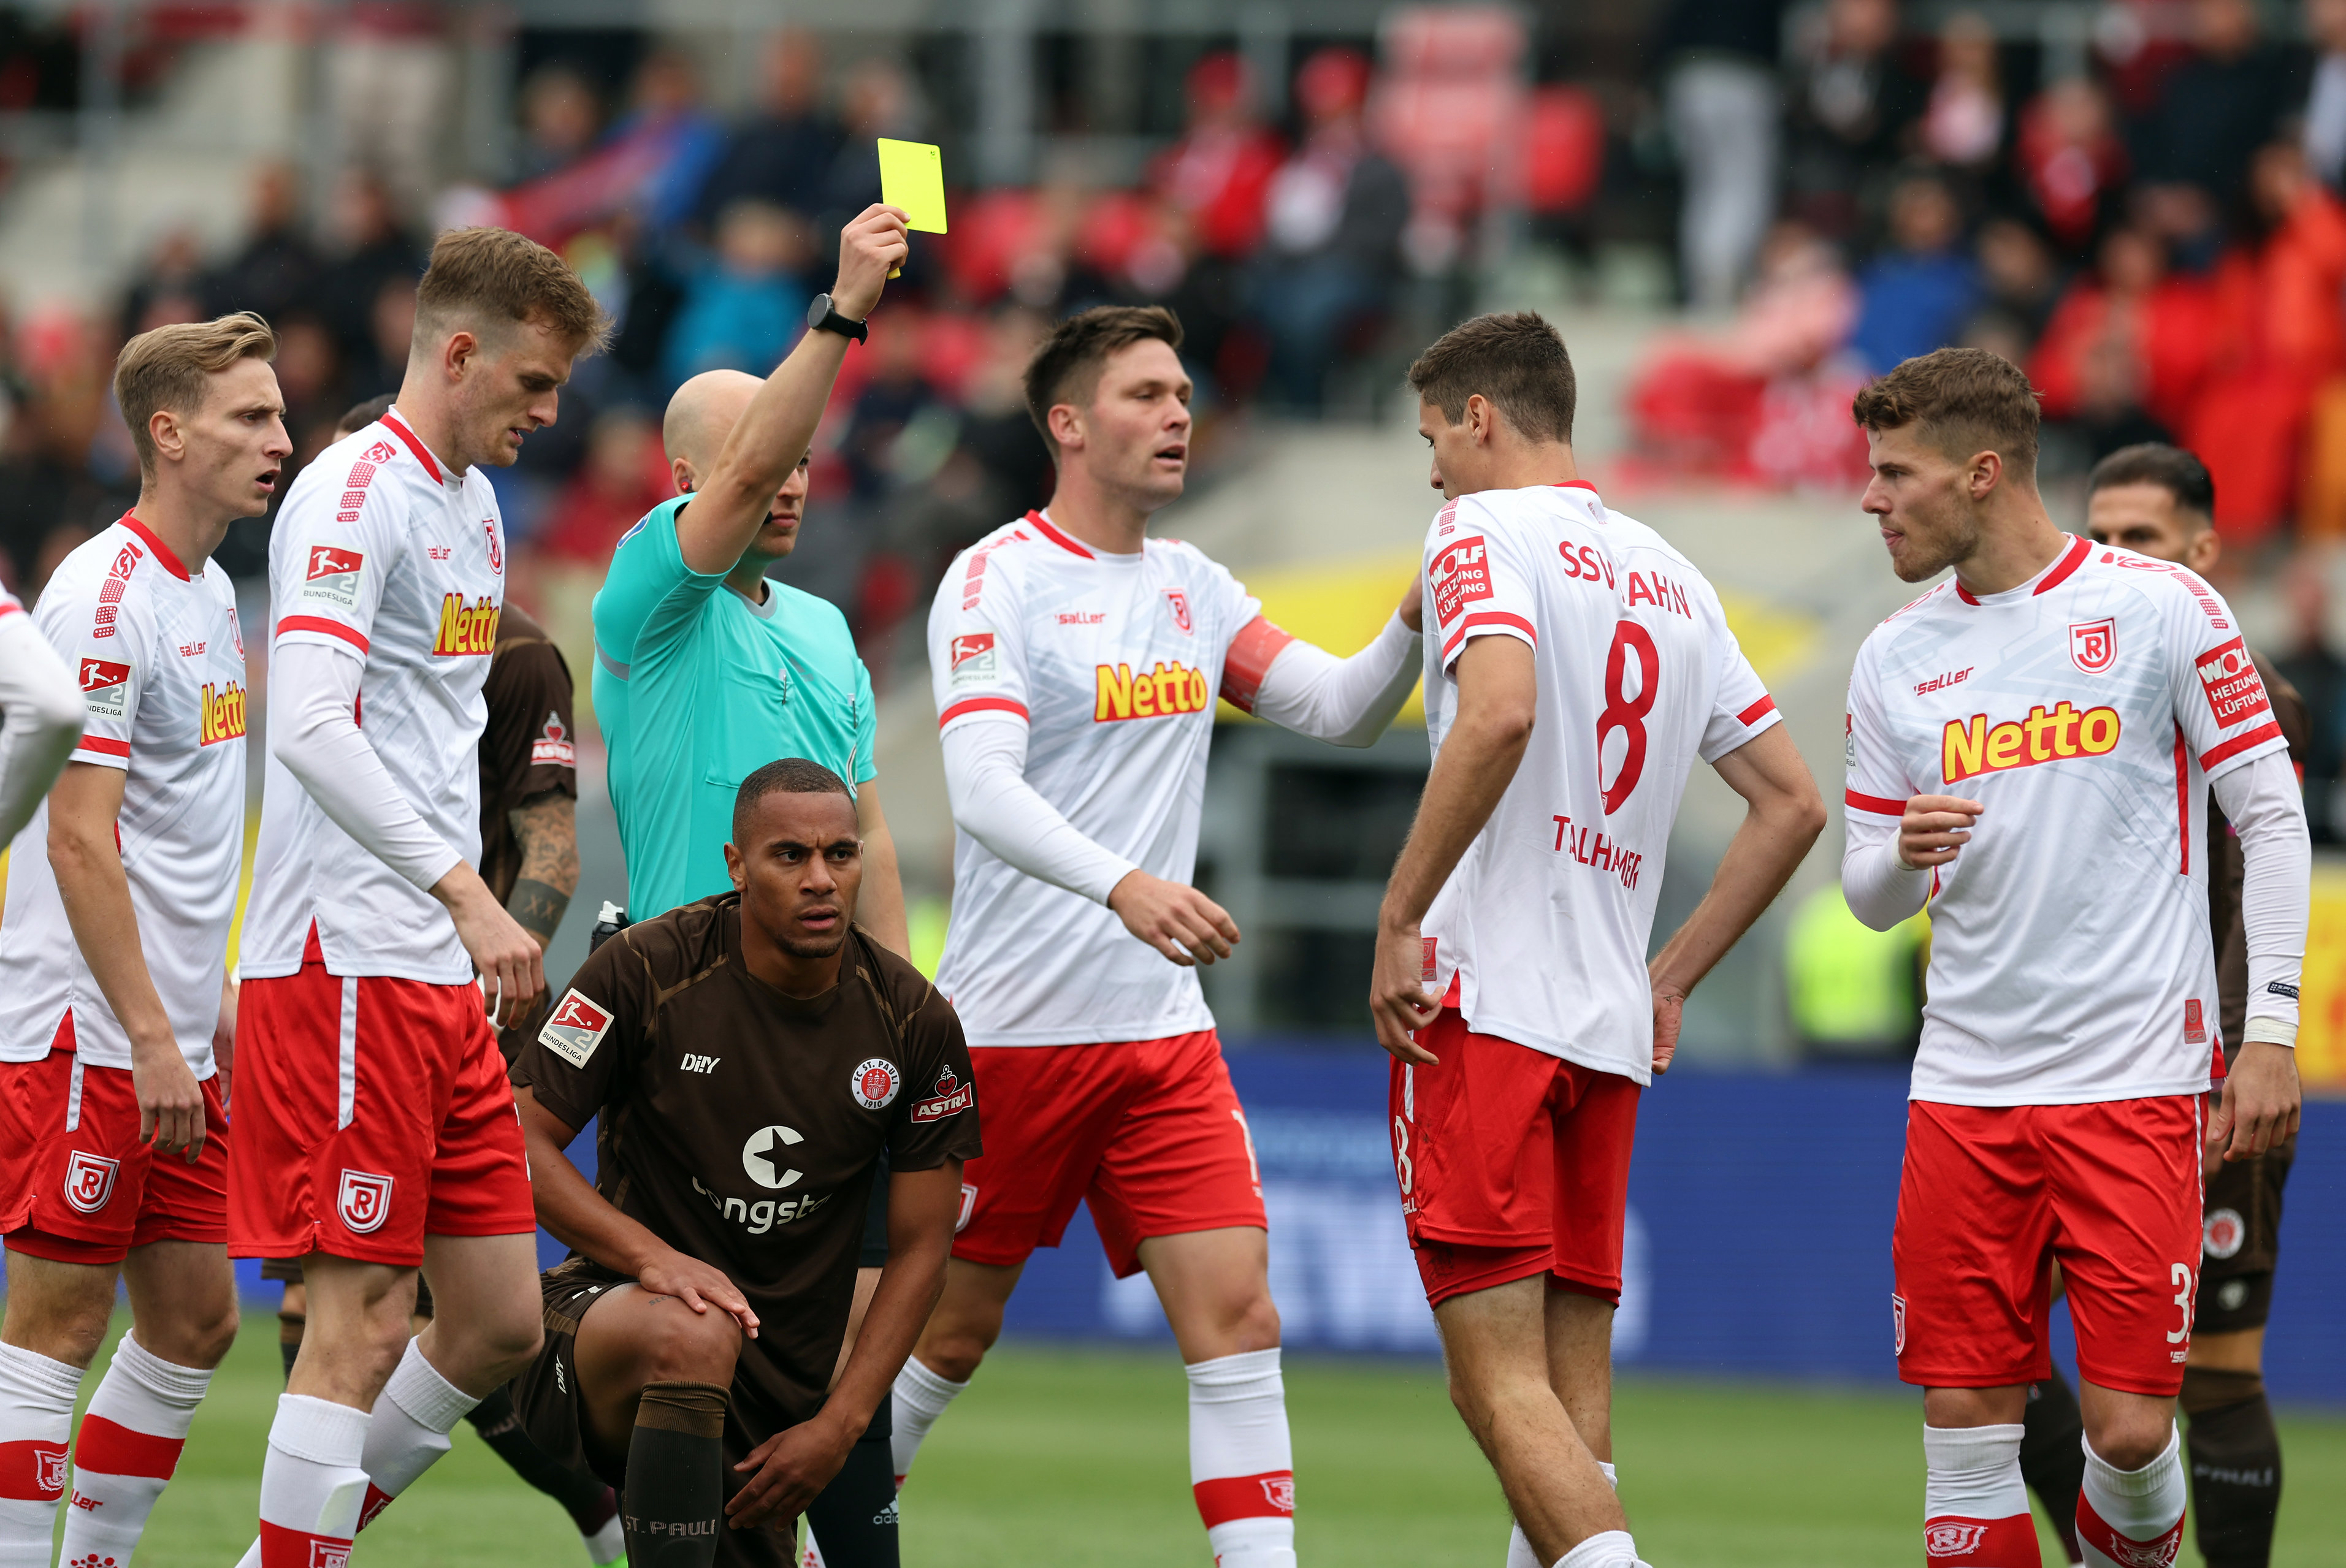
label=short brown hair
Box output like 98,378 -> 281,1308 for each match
2087,442 -> 2215,523
1407,312 -> 1576,444
412,226 -> 610,357
1851,347 -> 2041,479
113,311 -> 277,475
1023,305 -> 1183,443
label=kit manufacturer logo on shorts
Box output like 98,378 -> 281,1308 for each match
337,1169 -> 394,1235
531,712 -> 575,768
302,545 -> 364,609
78,658 -> 131,721
949,631 -> 998,689
540,990 -> 614,1067
1925,1523 -> 1988,1557
2068,617 -> 2117,674
850,1057 -> 902,1109
1430,536 -> 1493,625
2204,1207 -> 2245,1260
1891,1293 -> 1906,1357
911,1065 -> 973,1123
2195,637 -> 2272,729
63,1151 -> 119,1214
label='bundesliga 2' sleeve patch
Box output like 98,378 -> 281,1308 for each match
539,989 -> 614,1067
2195,637 -> 2272,728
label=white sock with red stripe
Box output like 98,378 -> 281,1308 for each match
2077,1427 -> 2185,1568
888,1358 -> 966,1486
0,1342 -> 84,1566
256,1395 -> 370,1567
1507,1463 -> 1618,1566
56,1334 -> 211,1568
1186,1349 -> 1295,1567
1923,1424 -> 2041,1566
353,1339 -> 477,1531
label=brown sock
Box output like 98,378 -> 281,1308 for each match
622,1380 -> 728,1567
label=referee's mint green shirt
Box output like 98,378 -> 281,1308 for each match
592,493 -> 876,919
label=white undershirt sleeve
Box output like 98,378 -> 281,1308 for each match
0,611 -> 82,848
1247,613 -> 1423,748
2211,750 -> 2310,1044
940,718 -> 1137,905
1840,807 -> 1931,932
270,640 -> 464,893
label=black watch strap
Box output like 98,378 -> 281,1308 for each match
809,292 -> 869,344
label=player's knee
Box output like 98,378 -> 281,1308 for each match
911,1323 -> 992,1383
1224,1290 -> 1281,1355
636,1307 -> 741,1388
2085,1409 -> 2176,1472
148,1297 -> 241,1369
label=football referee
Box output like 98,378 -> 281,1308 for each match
509,759 -> 977,1568
589,203 -> 911,1566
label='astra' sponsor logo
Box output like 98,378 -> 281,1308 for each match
201,682 -> 247,745
911,1065 -> 974,1123
1095,660 -> 1210,721
433,594 -> 499,657
1941,702 -> 2120,784
2195,637 -> 2272,729
691,1175 -> 830,1235
1431,536 -> 1492,623
531,712 -> 575,767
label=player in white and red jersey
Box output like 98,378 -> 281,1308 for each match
227,229 -> 608,1568
1367,313 -> 1824,1568
1840,350 -> 2309,1568
890,306 -> 1424,1568
0,314 -> 286,1568
0,585 -> 81,853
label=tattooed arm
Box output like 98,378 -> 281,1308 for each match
508,790 -> 579,948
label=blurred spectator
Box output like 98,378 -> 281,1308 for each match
272,313 -> 349,460
2015,77 -> 2129,253
315,172 -> 426,370
2032,226 -> 2212,438
608,50 -> 728,238
1251,48 -> 1409,412
2135,0 -> 2296,208
1782,0 -> 1926,243
119,228 -> 206,338
1849,172 -> 1979,371
202,162 -> 319,325
2304,0 -> 2346,191
2184,142 -> 2346,544
1971,218 -> 2059,340
1917,12 -> 2006,175
1149,53 -> 1285,263
815,58 -> 919,240
344,274 -> 418,402
514,62 -> 603,183
1656,0 -> 1793,309
491,51 -> 726,248
660,200 -> 816,390
697,30 -> 841,226
321,0 -> 454,223
536,405 -> 670,568
2274,560 -> 2346,842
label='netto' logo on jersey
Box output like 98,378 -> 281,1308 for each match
1095,660 -> 1210,721
201,682 -> 246,745
1941,702 -> 2120,784
433,593 -> 500,657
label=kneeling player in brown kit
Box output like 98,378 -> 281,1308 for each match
508,758 -> 980,1566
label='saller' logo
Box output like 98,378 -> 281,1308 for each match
2069,617 -> 2117,673
337,1170 -> 394,1235
63,1151 -> 119,1214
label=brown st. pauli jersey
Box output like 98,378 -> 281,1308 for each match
512,895 -> 981,1425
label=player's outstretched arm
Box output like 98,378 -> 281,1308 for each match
725,1160 -> 963,1528
676,205 -> 909,576
2206,750 -> 2310,1162
1648,725 -> 1826,1074
515,1085 -> 761,1336
1370,636 -> 1537,1064
1234,573 -> 1425,748
47,763 -> 207,1160
0,608 -> 82,849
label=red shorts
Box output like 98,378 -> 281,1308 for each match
0,1022 -> 229,1266
1893,1097 -> 2203,1397
952,1031 -> 1266,1279
227,933 -> 535,1267
1390,1008 -> 1641,1310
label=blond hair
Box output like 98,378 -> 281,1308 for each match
413,226 -> 611,356
113,311 -> 277,476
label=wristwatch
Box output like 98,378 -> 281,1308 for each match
806,293 -> 868,343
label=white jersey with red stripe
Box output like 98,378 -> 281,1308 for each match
240,411 -> 505,984
1844,535 -> 2287,1106
927,511 -> 1272,1046
0,515 -> 246,1073
1419,484 -> 1779,1084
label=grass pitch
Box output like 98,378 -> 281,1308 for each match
79,1316 -> 2346,1566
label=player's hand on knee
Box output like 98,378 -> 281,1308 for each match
834,204 -> 911,319
1897,794 -> 1984,869
640,1249 -> 761,1339
131,1038 -> 207,1162
2210,1040 -> 2301,1162
1109,870 -> 1239,967
1368,921 -> 1440,1065
727,1415 -> 857,1528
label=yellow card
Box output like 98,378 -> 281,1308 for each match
877,139 -> 947,234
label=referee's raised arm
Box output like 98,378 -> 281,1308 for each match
674,204 -> 908,576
